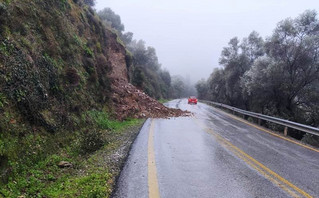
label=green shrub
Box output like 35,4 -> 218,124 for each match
0,93 -> 7,108
84,45 -> 94,57
66,68 -> 80,85
86,110 -> 141,131
80,130 -> 105,154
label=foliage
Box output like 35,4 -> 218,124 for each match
0,93 -> 7,108
196,10 -> 319,142
66,68 -> 80,85
121,31 -> 134,45
195,79 -> 209,99
98,8 -> 125,33
132,66 -> 145,89
84,44 -> 94,57
0,108 -> 143,196
158,99 -> 170,104
0,0 -> 129,195
127,39 -> 172,99
170,76 -> 185,98
80,129 -> 105,154
0,141 -> 113,197
83,0 -> 95,7
170,75 -> 197,98
86,110 -> 141,131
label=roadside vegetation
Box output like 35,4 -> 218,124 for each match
0,0 -> 187,196
0,108 -> 143,197
158,99 -> 170,104
196,10 -> 319,146
0,0 -> 148,196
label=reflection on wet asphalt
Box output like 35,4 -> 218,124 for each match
114,99 -> 319,198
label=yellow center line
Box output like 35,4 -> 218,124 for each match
148,119 -> 160,198
218,134 -> 299,198
210,106 -> 319,153
193,117 -> 313,198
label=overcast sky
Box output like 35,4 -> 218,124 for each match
95,0 -> 319,83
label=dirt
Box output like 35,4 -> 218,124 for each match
106,31 -> 129,83
103,25 -> 189,120
111,79 -> 190,120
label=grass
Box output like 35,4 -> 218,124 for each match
0,93 -> 7,108
0,110 -> 144,198
84,44 -> 94,57
158,98 -> 170,104
0,0 -> 145,197
86,110 -> 141,131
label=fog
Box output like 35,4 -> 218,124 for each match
95,0 -> 319,82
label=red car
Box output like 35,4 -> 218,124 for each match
188,96 -> 198,104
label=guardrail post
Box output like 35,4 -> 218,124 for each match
284,127 -> 288,136
258,118 -> 261,125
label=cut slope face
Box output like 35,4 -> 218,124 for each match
0,0 -> 187,135
0,0 -> 188,191
0,0 -> 116,132
105,30 -> 129,83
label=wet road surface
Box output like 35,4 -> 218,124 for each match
114,99 -> 319,198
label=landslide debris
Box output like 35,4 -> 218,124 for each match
0,0 -> 188,195
111,80 -> 189,120
102,7 -> 189,120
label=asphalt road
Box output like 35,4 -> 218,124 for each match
113,99 -> 319,198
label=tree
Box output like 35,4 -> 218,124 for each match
98,8 -> 124,33
159,70 -> 171,99
196,79 -> 209,99
197,10 -> 319,144
84,0 -> 95,6
128,40 -> 170,99
262,10 -> 319,118
207,68 -> 227,102
219,37 -> 251,107
241,56 -> 283,114
121,32 -> 133,45
132,67 -> 145,89
240,31 -> 265,63
170,76 -> 185,99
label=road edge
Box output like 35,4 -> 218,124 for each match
110,119 -> 147,198
202,102 -> 319,153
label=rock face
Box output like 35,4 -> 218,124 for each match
106,31 -> 129,83
58,161 -> 73,168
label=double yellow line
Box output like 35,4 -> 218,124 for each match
193,118 -> 313,198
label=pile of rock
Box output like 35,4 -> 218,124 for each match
111,80 -> 189,120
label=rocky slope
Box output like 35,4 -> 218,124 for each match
0,0 -> 187,192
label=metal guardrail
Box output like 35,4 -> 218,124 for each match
201,100 -> 319,137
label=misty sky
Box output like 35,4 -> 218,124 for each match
95,0 -> 319,83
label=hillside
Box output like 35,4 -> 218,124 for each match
0,0 -> 186,196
